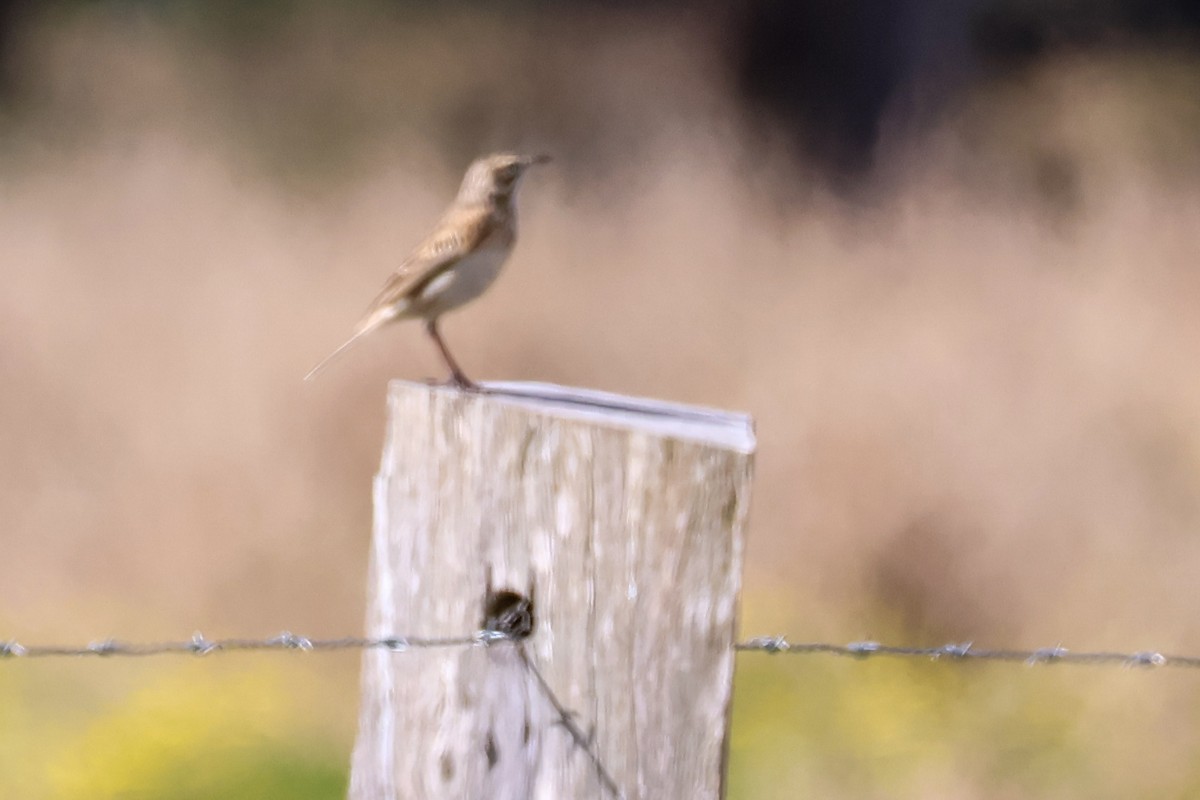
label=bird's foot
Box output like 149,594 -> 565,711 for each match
452,373 -> 485,393
425,373 -> 485,393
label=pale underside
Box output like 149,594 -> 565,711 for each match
356,203 -> 515,335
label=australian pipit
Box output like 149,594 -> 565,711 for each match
304,152 -> 549,388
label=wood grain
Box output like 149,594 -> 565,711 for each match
348,381 -> 755,799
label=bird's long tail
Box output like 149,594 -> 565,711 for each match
304,328 -> 373,382
305,302 -> 401,382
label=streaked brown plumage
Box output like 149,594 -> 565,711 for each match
305,152 -> 548,388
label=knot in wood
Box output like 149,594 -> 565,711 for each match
481,589 -> 535,641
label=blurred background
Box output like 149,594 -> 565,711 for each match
3,0 -> 1200,797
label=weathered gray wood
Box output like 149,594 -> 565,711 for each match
348,381 -> 755,800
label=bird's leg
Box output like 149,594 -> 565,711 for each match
425,319 -> 480,391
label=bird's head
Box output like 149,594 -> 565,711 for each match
458,152 -> 550,205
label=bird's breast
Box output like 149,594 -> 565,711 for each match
416,241 -> 511,316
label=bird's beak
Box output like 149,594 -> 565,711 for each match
524,154 -> 551,167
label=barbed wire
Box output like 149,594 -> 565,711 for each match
4,631 -> 1200,670
735,637 -> 1200,668
0,631 -> 502,659
517,644 -> 624,798
0,629 -> 625,795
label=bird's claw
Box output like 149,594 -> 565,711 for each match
424,374 -> 484,393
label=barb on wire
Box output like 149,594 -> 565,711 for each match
0,631 -> 496,659
735,637 -> 1197,668
517,644 -> 624,799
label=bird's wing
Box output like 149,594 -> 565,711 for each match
354,204 -> 496,333
304,205 -> 497,382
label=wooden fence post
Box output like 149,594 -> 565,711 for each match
347,381 -> 756,799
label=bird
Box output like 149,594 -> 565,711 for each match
304,152 -> 549,388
